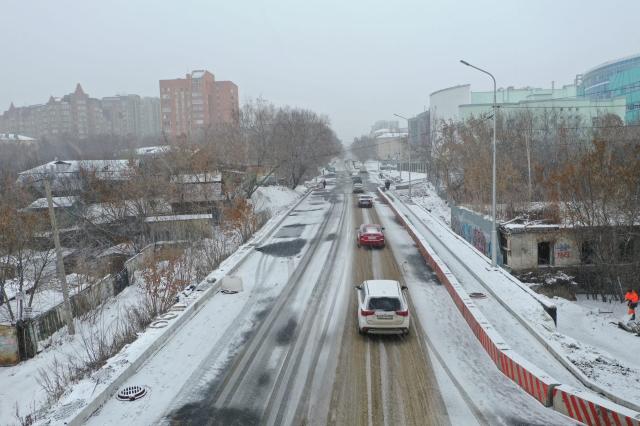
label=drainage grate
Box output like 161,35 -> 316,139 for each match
469,292 -> 487,299
116,385 -> 147,401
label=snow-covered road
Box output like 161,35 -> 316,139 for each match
79,169 -> 573,425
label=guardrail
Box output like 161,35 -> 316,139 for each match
378,187 -> 640,426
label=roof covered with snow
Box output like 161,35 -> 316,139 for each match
144,214 -> 212,223
27,196 -> 79,210
170,172 -> 221,183
0,133 -> 36,142
134,145 -> 171,156
18,159 -> 138,181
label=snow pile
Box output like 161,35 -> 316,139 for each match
551,331 -> 640,402
403,181 -> 451,225
251,186 -> 300,215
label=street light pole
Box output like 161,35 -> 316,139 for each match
394,113 -> 411,200
460,59 -> 498,267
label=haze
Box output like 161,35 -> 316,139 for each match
2,0 -> 639,142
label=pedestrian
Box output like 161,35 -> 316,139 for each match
322,179 -> 326,189
384,179 -> 391,191
624,288 -> 639,321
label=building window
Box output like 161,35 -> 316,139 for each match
580,241 -> 595,264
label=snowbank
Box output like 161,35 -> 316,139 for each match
251,186 -> 301,215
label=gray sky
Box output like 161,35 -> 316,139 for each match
2,0 -> 639,143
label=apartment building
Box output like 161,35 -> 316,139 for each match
0,85 -> 161,140
159,70 -> 239,141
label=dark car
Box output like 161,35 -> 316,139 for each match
357,194 -> 373,208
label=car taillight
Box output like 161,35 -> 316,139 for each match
361,309 -> 375,316
396,310 -> 409,317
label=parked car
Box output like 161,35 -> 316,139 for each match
352,183 -> 364,193
356,280 -> 410,335
356,223 -> 385,248
357,194 -> 373,208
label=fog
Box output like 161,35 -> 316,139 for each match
1,0 -> 639,142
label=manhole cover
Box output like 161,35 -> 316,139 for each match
116,385 -> 147,401
469,292 -> 487,299
149,320 -> 169,328
159,312 -> 178,320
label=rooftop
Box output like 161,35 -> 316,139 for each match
0,133 -> 36,143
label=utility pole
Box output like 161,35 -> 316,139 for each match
460,59 -> 498,267
44,179 -> 75,335
394,113 -> 412,200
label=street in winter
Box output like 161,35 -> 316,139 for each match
1,1 -> 640,425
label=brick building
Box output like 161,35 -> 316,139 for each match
159,70 -> 239,141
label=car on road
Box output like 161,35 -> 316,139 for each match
356,280 -> 410,335
357,194 -> 373,208
351,175 -> 363,184
356,223 -> 385,248
352,183 -> 364,193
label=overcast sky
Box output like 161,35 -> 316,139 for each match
2,0 -> 639,143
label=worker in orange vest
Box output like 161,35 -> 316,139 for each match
624,288 -> 639,321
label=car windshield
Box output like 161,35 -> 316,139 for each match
364,226 -> 380,233
368,297 -> 401,311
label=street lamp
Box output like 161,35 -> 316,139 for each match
393,113 -> 411,200
460,59 -> 498,267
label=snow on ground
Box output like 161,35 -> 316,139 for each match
251,185 -> 302,216
405,181 -> 451,225
550,295 -> 640,393
0,284 -> 145,424
388,189 -> 640,408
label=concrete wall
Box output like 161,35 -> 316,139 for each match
506,230 -> 581,270
450,205 -> 502,265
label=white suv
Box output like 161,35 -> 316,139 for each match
356,280 -> 410,335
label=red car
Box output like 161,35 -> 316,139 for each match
356,224 -> 385,248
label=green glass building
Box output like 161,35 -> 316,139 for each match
578,54 -> 640,123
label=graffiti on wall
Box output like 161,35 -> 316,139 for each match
451,215 -> 491,257
555,242 -> 571,259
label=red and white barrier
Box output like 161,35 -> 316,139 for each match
552,385 -> 640,426
377,188 -> 640,425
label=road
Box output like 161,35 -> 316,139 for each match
86,169 -> 573,425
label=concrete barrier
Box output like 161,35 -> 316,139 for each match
552,385 -> 640,426
377,187 -> 640,425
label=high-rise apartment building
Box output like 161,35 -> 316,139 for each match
0,85 -> 161,140
159,70 -> 239,141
